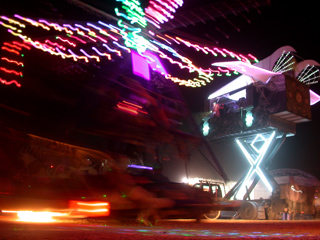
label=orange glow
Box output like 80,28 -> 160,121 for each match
4,42 -> 22,50
68,200 -> 110,216
1,57 -> 24,66
1,46 -> 20,55
12,41 -> 31,50
2,210 -> 67,222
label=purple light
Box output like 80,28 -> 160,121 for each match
131,51 -> 150,80
143,51 -> 167,75
127,164 -> 153,170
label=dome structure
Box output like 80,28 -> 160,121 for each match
270,168 -> 320,187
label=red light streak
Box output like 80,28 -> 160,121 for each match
248,53 -> 259,62
239,54 -> 250,63
70,35 -> 87,44
1,57 -> 24,66
69,200 -> 110,216
81,34 -> 97,43
123,100 -> 143,109
4,42 -> 22,50
117,103 -> 138,115
0,77 -> 21,87
12,41 -> 31,50
117,101 -> 147,115
1,46 -> 20,55
0,67 -> 23,76
94,35 -> 108,43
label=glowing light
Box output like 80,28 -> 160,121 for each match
103,43 -> 122,56
310,89 -> 320,105
69,35 -> 87,44
115,0 -> 147,27
1,46 -> 20,55
132,50 -> 150,80
56,36 -> 76,47
143,50 -> 167,75
92,47 -> 112,60
202,121 -> 210,136
12,41 -> 31,50
39,20 -> 76,35
127,164 -> 153,170
116,100 -> 147,115
291,185 -> 303,193
245,111 -> 254,127
2,210 -> 66,222
68,49 -> 89,62
0,77 -> 21,87
1,16 -> 26,28
248,53 -> 259,63
212,61 -> 280,83
236,131 -> 276,199
79,49 -> 100,62
297,65 -> 320,85
1,57 -> 24,66
68,201 -> 110,216
14,14 -> 50,31
145,0 -> 183,27
113,41 -> 131,52
0,67 -> 23,76
45,39 -> 66,51
0,21 -> 18,30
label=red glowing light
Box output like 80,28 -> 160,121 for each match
1,46 -> 20,55
117,102 -> 138,115
0,67 -> 23,76
68,200 -> 110,216
4,42 -> 22,50
0,77 -> 21,87
70,35 -> 87,44
1,57 -> 24,66
12,41 -> 31,50
116,100 -> 147,115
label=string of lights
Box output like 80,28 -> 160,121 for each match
0,0 -> 259,88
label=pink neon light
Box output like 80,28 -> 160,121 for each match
94,35 -> 108,43
131,51 -> 150,80
70,35 -> 87,44
0,77 -> 21,87
143,51 -> 167,75
45,40 -> 66,51
56,37 -> 76,47
81,34 -> 97,43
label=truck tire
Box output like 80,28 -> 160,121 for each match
204,210 -> 221,220
239,201 -> 258,220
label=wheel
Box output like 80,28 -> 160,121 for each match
239,201 -> 258,220
204,210 -> 221,220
